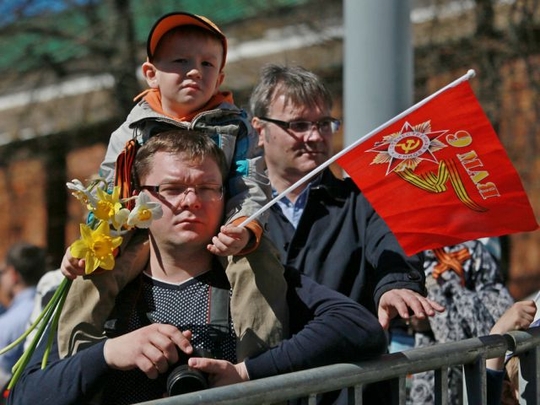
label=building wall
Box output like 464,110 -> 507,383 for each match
0,157 -> 47,248
498,56 -> 540,298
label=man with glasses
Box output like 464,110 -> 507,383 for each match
250,64 -> 444,335
8,130 -> 387,405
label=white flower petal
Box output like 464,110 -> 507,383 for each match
126,192 -> 163,228
66,179 -> 86,192
114,208 -> 130,229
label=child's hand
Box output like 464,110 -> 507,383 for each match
207,224 -> 250,256
60,248 -> 86,279
487,300 -> 536,371
490,300 -> 536,335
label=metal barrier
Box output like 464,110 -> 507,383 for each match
138,327 -> 540,405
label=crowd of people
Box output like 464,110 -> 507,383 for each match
0,10 -> 537,405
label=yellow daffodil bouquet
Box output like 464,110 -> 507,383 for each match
0,177 -> 162,390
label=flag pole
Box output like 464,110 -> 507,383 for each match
239,69 -> 476,228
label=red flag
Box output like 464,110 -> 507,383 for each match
336,78 -> 538,256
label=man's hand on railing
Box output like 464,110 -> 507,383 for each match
378,289 -> 445,330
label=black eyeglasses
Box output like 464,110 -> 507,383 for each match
140,183 -> 224,203
258,116 -> 340,134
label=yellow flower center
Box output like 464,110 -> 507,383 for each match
138,209 -> 152,222
95,200 -> 115,220
92,235 -> 115,260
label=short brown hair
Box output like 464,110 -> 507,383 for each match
250,64 -> 333,118
133,129 -> 228,188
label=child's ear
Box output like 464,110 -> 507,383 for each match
214,71 -> 225,93
142,62 -> 159,88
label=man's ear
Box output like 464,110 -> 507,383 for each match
251,117 -> 265,148
142,62 -> 159,88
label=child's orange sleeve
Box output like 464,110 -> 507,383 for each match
230,217 -> 263,255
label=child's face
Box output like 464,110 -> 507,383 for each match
143,30 -> 225,118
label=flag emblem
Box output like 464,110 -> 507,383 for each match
367,120 -> 489,213
368,121 -> 447,174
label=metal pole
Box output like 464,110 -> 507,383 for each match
343,0 -> 413,148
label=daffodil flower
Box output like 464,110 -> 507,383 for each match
70,221 -> 123,275
127,192 -> 163,228
66,179 -> 97,210
92,186 -> 124,226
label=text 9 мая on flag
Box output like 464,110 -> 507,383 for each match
336,74 -> 538,256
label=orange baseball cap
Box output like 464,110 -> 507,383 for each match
146,12 -> 228,70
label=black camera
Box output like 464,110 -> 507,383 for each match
166,347 -> 213,396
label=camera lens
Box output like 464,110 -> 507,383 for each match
166,364 -> 208,396
165,347 -> 213,396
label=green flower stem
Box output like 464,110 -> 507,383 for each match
7,277 -> 72,390
42,279 -> 71,368
10,297 -> 57,372
11,295 -> 54,371
8,301 -> 57,389
0,277 -> 70,356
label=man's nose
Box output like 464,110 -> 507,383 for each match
304,125 -> 325,143
177,189 -> 201,209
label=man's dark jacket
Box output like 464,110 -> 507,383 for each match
267,169 -> 426,315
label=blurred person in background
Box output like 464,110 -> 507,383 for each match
0,243 -> 46,387
409,239 -> 514,404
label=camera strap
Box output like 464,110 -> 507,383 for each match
209,286 -> 229,330
206,285 -> 230,359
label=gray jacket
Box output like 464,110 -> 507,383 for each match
100,99 -> 270,225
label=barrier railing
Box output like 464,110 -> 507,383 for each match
138,326 -> 540,405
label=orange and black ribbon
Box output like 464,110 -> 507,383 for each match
114,139 -> 139,210
431,247 -> 471,286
